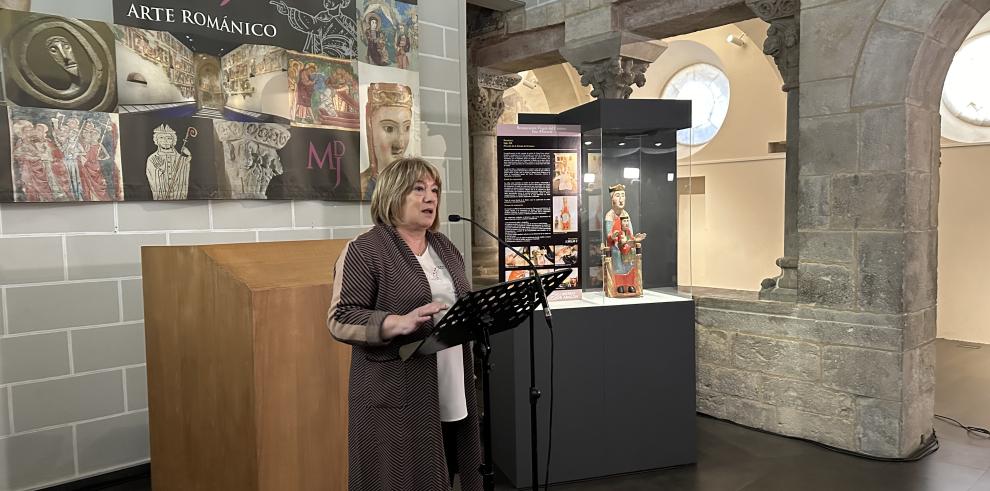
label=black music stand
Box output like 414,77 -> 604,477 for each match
400,269 -> 571,491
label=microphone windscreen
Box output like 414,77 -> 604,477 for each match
448,214 -> 461,222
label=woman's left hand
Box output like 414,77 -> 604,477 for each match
381,302 -> 447,340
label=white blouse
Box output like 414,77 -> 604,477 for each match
415,245 -> 467,422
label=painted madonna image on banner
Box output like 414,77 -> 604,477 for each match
8,107 -> 122,202
357,0 -> 418,71
360,81 -> 414,199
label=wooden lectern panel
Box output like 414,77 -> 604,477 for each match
142,240 -> 351,490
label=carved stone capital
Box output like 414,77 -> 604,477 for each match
747,0 -> 799,20
747,0 -> 800,90
572,55 -> 651,99
560,33 -> 666,99
467,67 -> 521,136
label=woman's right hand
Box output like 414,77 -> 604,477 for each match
382,302 -> 447,340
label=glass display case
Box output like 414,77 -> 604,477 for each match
495,100 -> 699,489
519,98 -> 694,306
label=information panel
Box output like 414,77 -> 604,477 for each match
497,124 -> 581,300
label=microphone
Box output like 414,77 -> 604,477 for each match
449,214 -> 552,320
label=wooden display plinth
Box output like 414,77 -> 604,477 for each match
142,240 -> 351,490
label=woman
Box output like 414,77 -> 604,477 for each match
328,157 -> 483,491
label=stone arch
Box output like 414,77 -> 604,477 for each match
531,64 -> 591,113
797,0 -> 989,457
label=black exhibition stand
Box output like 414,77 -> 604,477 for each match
401,270 -> 571,491
490,297 -> 698,488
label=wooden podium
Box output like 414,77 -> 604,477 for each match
141,240 -> 351,490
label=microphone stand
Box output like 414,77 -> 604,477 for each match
450,215 -> 552,490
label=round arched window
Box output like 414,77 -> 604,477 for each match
942,33 -> 990,127
661,63 -> 730,146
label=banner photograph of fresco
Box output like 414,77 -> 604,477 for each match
0,0 -> 420,202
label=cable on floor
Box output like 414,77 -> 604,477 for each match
934,414 -> 990,438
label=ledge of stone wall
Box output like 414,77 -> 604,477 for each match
692,287 -> 935,458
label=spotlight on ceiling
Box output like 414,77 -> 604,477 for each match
726,34 -> 747,47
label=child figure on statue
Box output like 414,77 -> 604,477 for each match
603,184 -> 646,297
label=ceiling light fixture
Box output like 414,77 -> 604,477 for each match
726,34 -> 747,47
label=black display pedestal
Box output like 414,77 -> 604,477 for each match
490,297 -> 697,488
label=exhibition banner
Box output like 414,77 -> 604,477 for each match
0,0 -> 419,202
497,124 -> 582,301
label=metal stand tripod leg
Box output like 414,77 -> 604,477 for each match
477,325 -> 496,491
528,312 -> 541,490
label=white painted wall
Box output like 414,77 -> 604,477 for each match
678,157 -> 785,291
937,143 -> 990,344
633,20 -> 786,163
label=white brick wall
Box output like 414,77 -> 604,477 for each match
0,3 -> 471,488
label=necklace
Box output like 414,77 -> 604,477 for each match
414,244 -> 442,281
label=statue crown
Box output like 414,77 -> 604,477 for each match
368,83 -> 413,108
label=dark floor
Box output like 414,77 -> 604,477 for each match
90,339 -> 990,491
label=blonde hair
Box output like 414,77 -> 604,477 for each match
370,157 -> 443,231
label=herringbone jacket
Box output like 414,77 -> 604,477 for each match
328,225 -> 483,491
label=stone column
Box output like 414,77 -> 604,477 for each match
748,0 -> 800,301
468,67 -> 521,286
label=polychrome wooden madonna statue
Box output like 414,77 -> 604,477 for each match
602,184 -> 646,297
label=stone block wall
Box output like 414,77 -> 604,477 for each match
784,0 -> 986,458
0,3 -> 471,489
695,293 -> 935,457
507,0 -> 612,34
